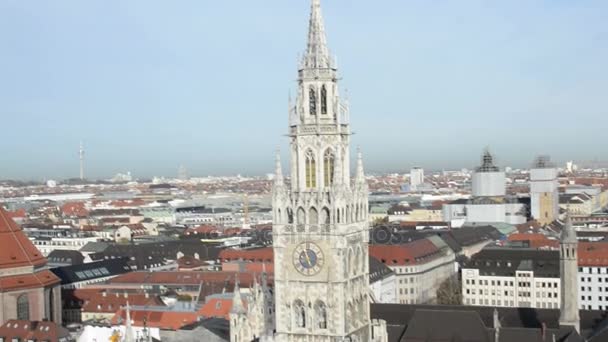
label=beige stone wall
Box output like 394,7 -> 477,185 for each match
0,288 -> 45,324
0,285 -> 62,325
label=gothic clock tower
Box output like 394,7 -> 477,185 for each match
271,0 -> 377,341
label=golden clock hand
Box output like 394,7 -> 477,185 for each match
304,250 -> 313,267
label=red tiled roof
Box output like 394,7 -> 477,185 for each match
0,208 -> 48,270
109,271 -> 271,288
6,209 -> 26,219
578,242 -> 608,266
516,220 -> 542,233
0,269 -> 60,292
369,239 -> 440,266
82,292 -> 164,313
244,262 -> 274,274
198,298 -> 234,320
61,202 -> 89,217
185,225 -> 219,236
508,233 -> 560,249
0,320 -> 68,341
219,248 -> 273,262
112,308 -> 198,330
177,256 -> 206,269
223,228 -> 242,236
109,199 -> 146,208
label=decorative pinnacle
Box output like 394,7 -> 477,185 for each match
231,275 -> 246,314
333,148 -> 343,186
302,0 -> 331,69
274,149 -> 284,186
355,148 -> 365,184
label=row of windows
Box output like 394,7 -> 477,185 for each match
466,279 -> 515,286
580,276 -> 608,282
399,288 -> 416,295
467,289 -> 558,298
293,300 -> 328,330
580,286 -> 608,292
467,279 -> 559,289
579,267 -> 608,274
398,278 -> 416,284
581,295 -> 608,302
464,298 -> 559,308
536,282 -> 558,288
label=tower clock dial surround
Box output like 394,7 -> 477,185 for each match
292,242 -> 325,276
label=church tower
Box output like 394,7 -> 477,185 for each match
271,0 -> 375,340
559,214 -> 579,332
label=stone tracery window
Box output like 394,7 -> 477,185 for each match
315,301 -> 328,329
294,300 -> 306,328
305,150 -> 317,188
323,149 -> 334,187
321,85 -> 328,114
309,86 -> 317,115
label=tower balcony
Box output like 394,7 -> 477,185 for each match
290,124 -> 350,136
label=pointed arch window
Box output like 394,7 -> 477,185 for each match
17,294 -> 29,320
294,300 -> 306,328
309,86 -> 317,115
323,149 -> 334,187
309,207 -> 318,225
315,301 -> 328,329
305,150 -> 317,188
321,85 -> 328,114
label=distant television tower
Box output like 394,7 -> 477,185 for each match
79,141 -> 85,180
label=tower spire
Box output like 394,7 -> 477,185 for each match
302,0 -> 332,70
559,212 -> 579,332
561,212 -> 577,243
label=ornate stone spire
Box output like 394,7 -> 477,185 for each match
231,276 -> 246,315
355,148 -> 365,185
302,0 -> 332,70
274,150 -> 284,187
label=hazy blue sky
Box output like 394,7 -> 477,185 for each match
1,0 -> 607,180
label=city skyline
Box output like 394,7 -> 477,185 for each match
1,0 -> 607,180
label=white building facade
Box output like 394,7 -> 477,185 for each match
443,150 -> 527,226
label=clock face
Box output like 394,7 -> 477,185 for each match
293,242 -> 325,276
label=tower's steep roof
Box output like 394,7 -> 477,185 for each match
561,214 -> 577,244
0,207 -> 47,269
302,0 -> 332,70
